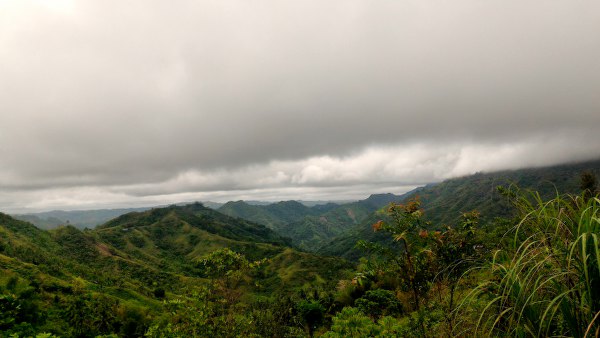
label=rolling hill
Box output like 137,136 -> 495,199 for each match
12,200 -> 226,230
218,193 -> 406,251
0,203 -> 353,336
318,159 -> 600,260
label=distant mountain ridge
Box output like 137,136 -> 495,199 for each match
218,193 -> 407,251
318,159 -> 600,260
13,207 -> 152,230
10,200 -> 255,230
10,199 -> 347,231
218,200 -> 333,231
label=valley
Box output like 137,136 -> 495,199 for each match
1,160 -> 599,337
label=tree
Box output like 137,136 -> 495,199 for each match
356,198 -> 482,336
580,170 -> 598,200
179,248 -> 267,336
357,198 -> 433,312
0,293 -> 20,331
322,307 -> 380,337
197,248 -> 265,305
297,300 -> 325,337
355,289 -> 403,319
429,211 -> 481,334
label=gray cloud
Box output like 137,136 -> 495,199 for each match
1,0 -> 599,212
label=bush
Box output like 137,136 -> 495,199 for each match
355,289 -> 403,319
322,307 -> 380,337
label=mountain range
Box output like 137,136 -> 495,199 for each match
218,193 -> 405,251
1,159 -> 599,336
318,159 -> 600,260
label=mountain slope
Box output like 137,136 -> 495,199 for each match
406,159 -> 600,225
218,200 -> 291,230
92,203 -> 353,293
0,204 -> 353,335
278,193 -> 407,251
218,194 -> 406,251
319,159 -> 600,260
217,200 -> 335,231
0,212 -> 62,267
99,202 -> 290,247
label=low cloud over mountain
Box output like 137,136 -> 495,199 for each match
1,0 -> 599,211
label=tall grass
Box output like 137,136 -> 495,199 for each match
462,190 -> 600,337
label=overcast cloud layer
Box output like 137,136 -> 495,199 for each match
1,0 -> 599,212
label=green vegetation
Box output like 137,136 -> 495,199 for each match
219,194 -> 405,251
317,170 -> 599,337
320,159 -> 600,260
0,161 -> 599,337
461,188 -> 600,337
0,203 -> 352,337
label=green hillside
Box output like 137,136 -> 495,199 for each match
281,194 -> 407,251
405,159 -> 600,225
2,162 -> 598,337
219,194 -> 405,251
218,200 -> 294,230
0,203 -> 353,337
218,200 -> 338,231
98,202 -> 290,246
319,159 -> 600,260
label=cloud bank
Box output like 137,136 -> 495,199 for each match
1,0 -> 599,212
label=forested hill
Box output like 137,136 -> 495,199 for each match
217,200 -> 325,231
1,161 -> 598,336
218,193 -> 406,251
97,202 -> 290,247
319,159 -> 600,260
0,203 -> 352,337
12,201 -> 224,230
276,193 -> 406,251
405,158 -> 600,225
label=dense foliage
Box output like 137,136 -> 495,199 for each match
0,204 -> 352,337
319,159 -> 600,260
218,194 -> 405,251
1,161 -> 599,337
321,182 -> 599,337
462,189 -> 600,337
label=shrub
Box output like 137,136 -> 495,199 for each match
355,289 -> 403,319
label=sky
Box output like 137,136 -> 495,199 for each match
1,0 -> 599,213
